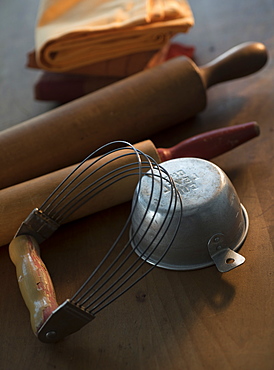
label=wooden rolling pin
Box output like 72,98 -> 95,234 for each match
0,122 -> 259,247
0,42 -> 267,190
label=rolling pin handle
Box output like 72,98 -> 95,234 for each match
157,121 -> 260,162
200,42 -> 268,88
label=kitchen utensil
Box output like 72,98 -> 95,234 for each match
131,157 -> 248,272
9,142 -> 183,343
0,42 -> 267,189
0,122 -> 259,247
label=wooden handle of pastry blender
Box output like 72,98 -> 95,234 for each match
0,43 -> 267,190
9,235 -> 58,335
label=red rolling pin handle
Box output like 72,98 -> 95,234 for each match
157,122 -> 260,162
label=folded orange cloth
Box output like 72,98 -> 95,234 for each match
27,49 -> 157,77
35,0 -> 194,72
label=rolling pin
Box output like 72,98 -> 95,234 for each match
0,42 -> 267,189
0,122 -> 259,247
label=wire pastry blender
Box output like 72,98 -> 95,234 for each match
9,141 -> 183,343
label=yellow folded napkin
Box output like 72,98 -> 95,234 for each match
35,0 -> 194,72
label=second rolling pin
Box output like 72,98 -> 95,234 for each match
0,42 -> 267,189
0,122 -> 259,247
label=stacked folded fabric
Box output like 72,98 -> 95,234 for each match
34,0 -> 194,72
28,0 -> 194,102
32,41 -> 194,102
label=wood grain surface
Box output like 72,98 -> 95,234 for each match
0,0 -> 273,369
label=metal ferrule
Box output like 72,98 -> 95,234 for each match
37,300 -> 95,343
15,208 -> 60,244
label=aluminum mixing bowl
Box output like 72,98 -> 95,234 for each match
130,157 -> 248,272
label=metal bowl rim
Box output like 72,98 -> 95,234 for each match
130,204 -> 249,271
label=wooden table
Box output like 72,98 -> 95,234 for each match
0,0 -> 273,369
